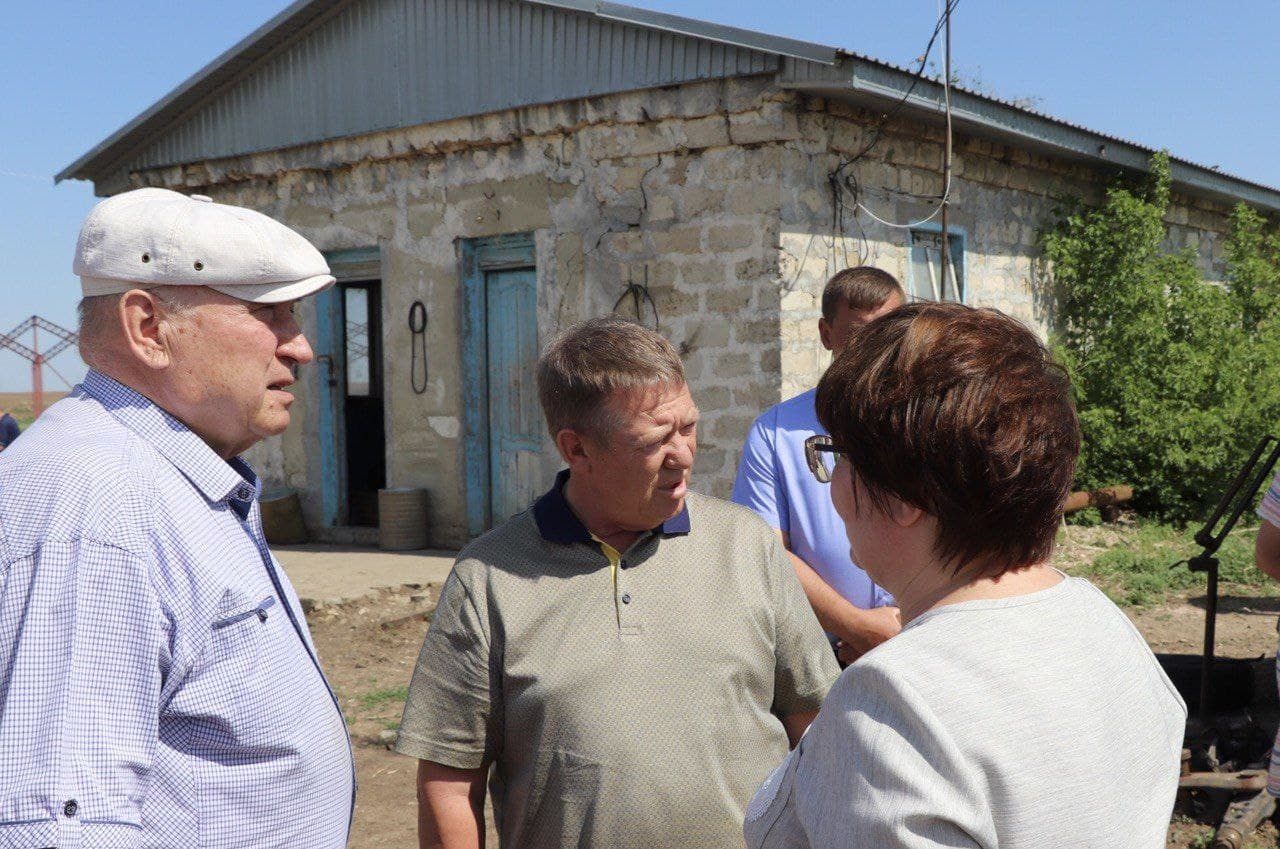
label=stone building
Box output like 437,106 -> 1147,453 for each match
60,0 -> 1280,547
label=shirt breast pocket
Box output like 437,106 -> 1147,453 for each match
213,595 -> 277,629
197,594 -> 289,742
208,595 -> 277,664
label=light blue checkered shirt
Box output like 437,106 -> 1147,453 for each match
0,370 -> 353,848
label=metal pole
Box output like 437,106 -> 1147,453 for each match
938,2 -> 952,294
31,321 -> 42,417
1199,558 -> 1218,723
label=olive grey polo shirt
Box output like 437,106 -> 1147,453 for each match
396,470 -> 839,848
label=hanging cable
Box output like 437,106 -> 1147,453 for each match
792,2 -> 960,282
938,0 -> 954,289
847,0 -> 956,230
832,0 -> 959,179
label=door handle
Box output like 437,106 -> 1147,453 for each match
315,354 -> 338,388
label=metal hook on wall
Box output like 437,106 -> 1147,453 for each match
409,300 -> 428,394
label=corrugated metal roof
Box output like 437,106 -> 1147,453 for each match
128,0 -> 775,171
780,54 -> 1280,212
56,0 -> 1280,212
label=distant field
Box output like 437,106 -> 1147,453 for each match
0,392 -> 70,430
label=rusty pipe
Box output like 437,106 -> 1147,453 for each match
1063,485 -> 1134,514
1212,788 -> 1276,849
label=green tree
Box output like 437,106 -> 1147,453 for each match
1043,152 -> 1280,522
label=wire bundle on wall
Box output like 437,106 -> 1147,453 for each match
786,0 -> 959,291
612,266 -> 660,331
829,0 -> 958,235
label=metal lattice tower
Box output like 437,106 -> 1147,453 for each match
0,316 -> 79,416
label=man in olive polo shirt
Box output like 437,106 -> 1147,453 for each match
397,316 -> 838,849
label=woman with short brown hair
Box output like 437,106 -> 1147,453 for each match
744,302 -> 1186,848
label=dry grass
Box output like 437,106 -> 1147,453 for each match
0,392 -> 69,430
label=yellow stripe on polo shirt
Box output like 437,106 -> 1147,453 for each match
590,534 -> 623,625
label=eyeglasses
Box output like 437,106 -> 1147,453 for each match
804,434 -> 848,484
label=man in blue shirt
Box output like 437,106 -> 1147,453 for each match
0,188 -> 353,848
733,266 -> 904,664
0,408 -> 18,450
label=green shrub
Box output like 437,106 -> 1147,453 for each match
1042,152 -> 1280,523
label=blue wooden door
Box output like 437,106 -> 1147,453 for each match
313,285 -> 345,527
484,267 -> 541,525
461,234 -> 541,537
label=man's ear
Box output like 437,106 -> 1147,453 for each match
555,428 -> 592,473
818,317 -> 835,352
119,290 -> 174,371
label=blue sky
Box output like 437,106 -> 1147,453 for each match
1,0 -> 1276,391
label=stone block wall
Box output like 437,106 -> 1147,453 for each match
133,76 -> 795,545
130,74 -> 1241,546
774,95 -> 1238,398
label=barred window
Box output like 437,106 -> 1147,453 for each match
908,228 -> 965,302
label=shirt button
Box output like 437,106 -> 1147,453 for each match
621,593 -> 632,604
63,800 -> 78,817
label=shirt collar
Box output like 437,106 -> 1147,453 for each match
80,369 -> 260,513
532,468 -> 692,543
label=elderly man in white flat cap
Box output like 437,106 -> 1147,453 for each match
0,188 -> 353,849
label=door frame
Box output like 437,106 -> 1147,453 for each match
317,246 -> 382,528
459,233 -> 536,539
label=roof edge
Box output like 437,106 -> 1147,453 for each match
55,0 -> 347,184
781,55 -> 1280,214
528,0 -> 840,65
56,0 -> 1280,215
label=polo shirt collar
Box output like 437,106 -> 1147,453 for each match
81,369 -> 261,513
533,468 -> 691,543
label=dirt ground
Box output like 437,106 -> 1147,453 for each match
1131,599 -> 1280,848
307,555 -> 1280,848
306,585 -> 443,849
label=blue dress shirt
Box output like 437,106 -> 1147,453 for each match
0,370 -> 353,848
732,388 -> 893,611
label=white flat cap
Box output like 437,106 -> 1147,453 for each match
73,187 -> 335,304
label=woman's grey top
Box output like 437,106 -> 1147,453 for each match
744,575 -> 1186,849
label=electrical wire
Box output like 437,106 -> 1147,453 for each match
845,0 -> 957,230
408,300 -> 428,394
793,2 -> 960,286
611,266 -> 660,330
833,0 -> 959,179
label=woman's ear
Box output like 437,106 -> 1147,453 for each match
885,493 -> 925,529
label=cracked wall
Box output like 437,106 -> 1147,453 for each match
133,76 -> 790,546
774,95 -> 1238,400
129,75 -> 1240,546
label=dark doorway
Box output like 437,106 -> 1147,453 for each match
342,281 -> 386,526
